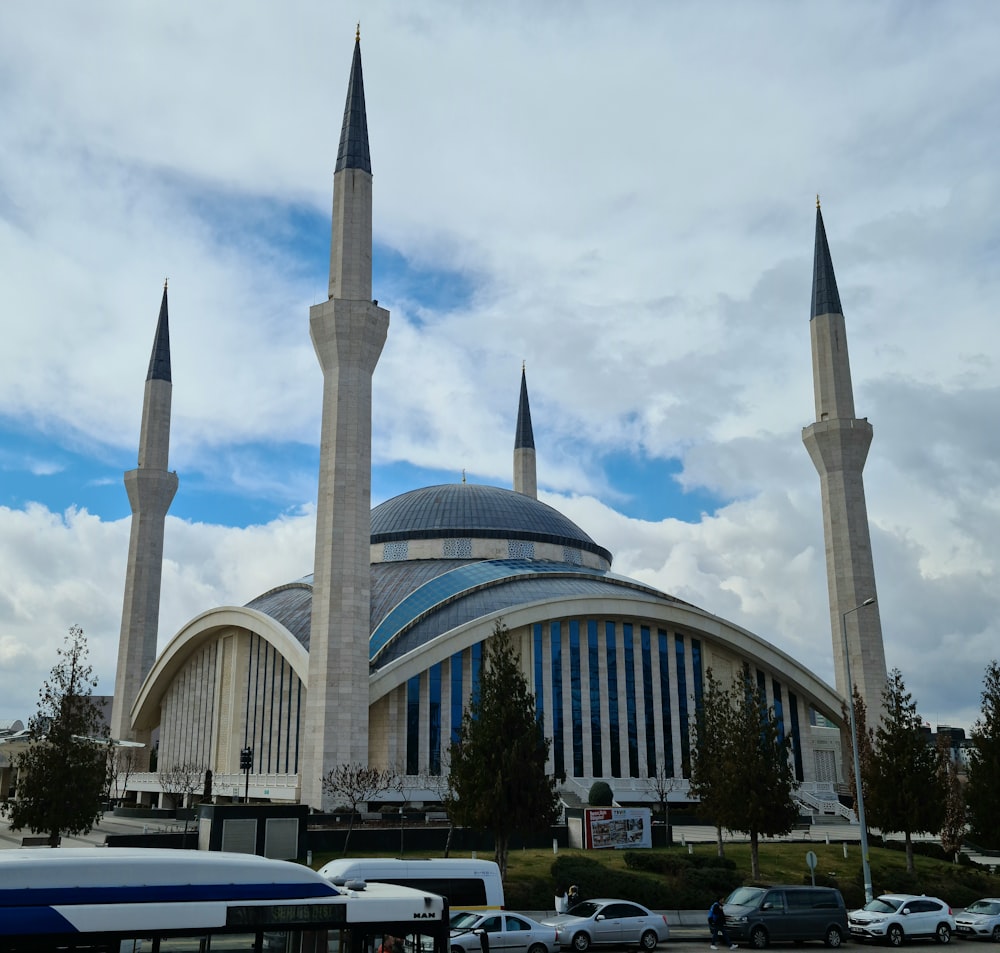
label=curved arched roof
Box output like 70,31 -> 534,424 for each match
371,484 -> 612,563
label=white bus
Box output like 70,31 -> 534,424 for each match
317,860 -> 504,913
0,848 -> 450,953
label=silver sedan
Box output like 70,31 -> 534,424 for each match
450,912 -> 561,953
541,899 -> 670,951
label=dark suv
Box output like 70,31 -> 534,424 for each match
724,885 -> 849,948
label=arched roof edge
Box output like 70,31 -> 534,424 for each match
131,606 -> 308,731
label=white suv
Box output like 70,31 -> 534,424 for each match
849,894 -> 955,946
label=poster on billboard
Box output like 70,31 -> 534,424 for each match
583,807 -> 652,849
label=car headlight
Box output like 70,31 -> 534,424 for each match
869,918 -> 885,925
735,916 -> 747,924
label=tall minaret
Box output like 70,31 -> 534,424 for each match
802,201 -> 887,721
300,30 -> 389,809
513,363 -> 537,498
110,281 -> 178,761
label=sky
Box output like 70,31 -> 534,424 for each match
1,2 -> 999,734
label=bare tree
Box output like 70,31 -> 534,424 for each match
422,751 -> 458,857
322,763 -> 395,856
647,750 -> 681,845
106,746 -> 138,808
159,761 -> 205,847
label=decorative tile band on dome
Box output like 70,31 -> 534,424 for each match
370,484 -> 613,564
368,559 -> 682,665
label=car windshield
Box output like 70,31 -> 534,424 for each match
451,913 -> 482,930
727,887 -> 765,907
567,902 -> 601,918
966,901 -> 1000,916
863,898 -> 902,914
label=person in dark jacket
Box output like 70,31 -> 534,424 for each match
708,898 -> 738,950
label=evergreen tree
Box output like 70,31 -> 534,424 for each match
690,669 -> 736,858
448,621 -> 561,878
4,626 -> 109,846
866,668 -> 945,873
966,660 -> 1000,849
937,734 -> 965,860
841,685 -> 876,808
692,668 -> 797,875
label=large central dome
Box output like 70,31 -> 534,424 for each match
370,483 -> 612,563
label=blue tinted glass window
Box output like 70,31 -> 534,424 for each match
657,630 -> 673,777
406,675 -> 420,775
623,623 -> 639,777
675,635 -> 690,777
772,679 -> 784,742
570,620 -> 583,777
551,621 -> 564,776
606,621 -> 621,777
429,663 -> 442,775
471,642 -> 482,709
692,638 -> 703,708
588,620 -> 602,777
641,626 -> 655,776
788,691 -> 804,781
534,623 -> 544,727
451,652 -> 464,744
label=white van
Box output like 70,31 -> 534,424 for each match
317,858 -> 504,912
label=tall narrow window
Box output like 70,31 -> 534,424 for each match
675,635 -> 690,777
772,678 -> 785,742
471,641 -> 482,708
533,623 -> 544,727
551,621 -> 564,776
569,620 -> 583,777
588,620 -> 602,777
429,663 -> 442,775
657,630 -> 673,777
406,675 -> 420,776
451,652 -> 464,744
641,626 -> 655,776
606,621 -> 621,778
788,691 -> 804,781
623,623 -> 639,777
691,638 -> 704,709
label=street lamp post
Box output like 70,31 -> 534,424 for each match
842,596 -> 876,904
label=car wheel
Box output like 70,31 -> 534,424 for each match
887,924 -> 904,947
528,944 -> 547,953
825,927 -> 844,948
452,946 -> 464,953
991,925 -> 1000,943
572,933 -> 591,953
934,924 -> 951,945
750,925 -> 769,949
640,930 -> 658,951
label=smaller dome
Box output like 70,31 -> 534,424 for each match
371,483 -> 611,563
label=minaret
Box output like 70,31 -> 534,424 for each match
513,363 -> 537,498
300,29 -> 389,809
802,201 -> 887,721
110,281 -> 178,761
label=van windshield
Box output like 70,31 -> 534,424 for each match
727,888 -> 765,907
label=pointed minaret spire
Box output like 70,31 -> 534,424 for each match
514,363 -> 537,498
802,203 -> 887,726
812,199 -> 843,322
302,34 -> 390,810
110,282 -> 179,761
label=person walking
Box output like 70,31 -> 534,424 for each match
708,897 -> 738,950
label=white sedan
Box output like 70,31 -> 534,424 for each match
450,912 -> 561,953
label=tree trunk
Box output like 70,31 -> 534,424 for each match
904,832 -> 915,874
715,824 -> 725,858
48,830 -> 61,848
750,830 -> 761,880
343,817 -> 356,857
444,823 -> 454,858
494,833 -> 509,881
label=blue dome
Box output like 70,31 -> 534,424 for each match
370,483 -> 611,562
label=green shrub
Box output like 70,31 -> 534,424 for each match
588,782 -> 613,806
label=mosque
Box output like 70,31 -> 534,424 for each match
108,33 -> 888,812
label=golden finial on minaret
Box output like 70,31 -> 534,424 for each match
522,359 -> 526,372
356,22 -> 360,41
164,277 -> 169,290
816,194 -> 821,209
462,468 -> 466,484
